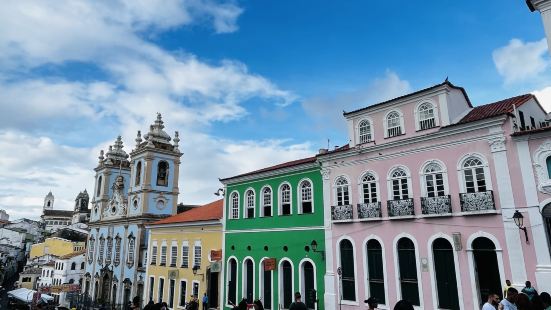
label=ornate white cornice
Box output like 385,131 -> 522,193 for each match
488,135 -> 506,153
533,140 -> 551,195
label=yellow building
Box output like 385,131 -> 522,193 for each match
30,237 -> 85,259
145,200 -> 223,309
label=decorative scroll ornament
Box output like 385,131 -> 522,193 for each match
331,204 -> 353,221
488,136 -> 506,153
460,191 -> 495,212
321,168 -> 331,180
357,202 -> 381,219
388,199 -> 414,216
533,140 -> 551,195
421,196 -> 451,215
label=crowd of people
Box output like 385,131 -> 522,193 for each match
482,280 -> 551,310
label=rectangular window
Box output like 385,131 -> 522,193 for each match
519,110 -> 526,130
158,278 -> 165,303
149,277 -> 155,302
160,245 -> 167,266
181,243 -> 189,268
281,186 -> 291,215
194,243 -> 202,269
263,191 -> 272,217
179,280 -> 187,307
169,279 -> 175,308
193,282 -> 199,298
425,174 -> 445,197
531,116 -> 536,129
151,245 -> 158,265
362,183 -> 377,203
171,246 -> 177,267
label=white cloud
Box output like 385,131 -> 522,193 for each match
492,38 -> 550,84
532,86 -> 551,112
302,70 -> 411,128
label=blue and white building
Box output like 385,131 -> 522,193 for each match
84,114 -> 182,306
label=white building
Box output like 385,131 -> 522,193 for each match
51,251 -> 86,307
528,0 -> 551,51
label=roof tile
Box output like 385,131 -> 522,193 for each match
457,94 -> 533,124
151,199 -> 223,225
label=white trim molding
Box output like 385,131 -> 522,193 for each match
533,139 -> 551,195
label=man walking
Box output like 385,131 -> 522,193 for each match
499,287 -> 518,310
289,292 -> 307,310
482,293 -> 500,310
202,293 -> 208,310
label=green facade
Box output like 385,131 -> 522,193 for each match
222,161 -> 325,310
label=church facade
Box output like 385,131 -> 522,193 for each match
83,114 -> 182,306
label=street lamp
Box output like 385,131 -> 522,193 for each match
192,265 -> 204,280
310,240 -> 325,261
513,210 -> 529,244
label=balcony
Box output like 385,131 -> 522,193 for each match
331,205 -> 353,222
387,198 -> 414,217
357,202 -> 382,219
460,190 -> 496,213
421,195 -> 452,216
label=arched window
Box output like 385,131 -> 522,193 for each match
359,120 -> 372,144
230,192 -> 239,219
390,168 -> 409,200
280,184 -> 291,215
157,161 -> 169,186
432,238 -> 459,309
243,259 -> 254,303
280,260 -> 293,308
88,238 -> 95,264
423,163 -> 445,197
135,161 -> 142,186
301,261 -> 316,309
96,176 -> 102,197
361,173 -> 378,203
386,111 -> 403,137
546,156 -> 551,178
98,237 -> 105,263
114,236 -> 121,266
261,187 -> 272,217
339,239 -> 356,301
366,239 -> 385,305
260,259 -> 273,310
71,262 -> 76,270
472,237 -> 502,302
106,237 -> 113,264
462,157 -> 486,193
418,102 -> 436,130
397,238 -> 419,306
245,190 -> 255,218
335,177 -> 350,206
227,258 -> 237,305
300,180 -> 313,213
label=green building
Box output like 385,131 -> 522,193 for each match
220,156 -> 325,310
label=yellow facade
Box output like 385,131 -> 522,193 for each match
145,221 -> 222,309
30,237 -> 85,259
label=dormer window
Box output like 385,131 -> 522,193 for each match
385,111 -> 403,138
417,102 -> 437,130
358,120 -> 372,144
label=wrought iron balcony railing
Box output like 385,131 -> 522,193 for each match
460,190 -> 495,212
421,195 -> 452,215
387,198 -> 415,217
331,204 -> 353,221
357,202 -> 382,219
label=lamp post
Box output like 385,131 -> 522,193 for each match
310,240 -> 325,261
513,210 -> 529,244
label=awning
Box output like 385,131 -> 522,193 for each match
8,288 -> 54,303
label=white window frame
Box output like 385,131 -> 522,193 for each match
181,241 -> 189,268
298,258 -> 317,308
244,188 -> 256,219
392,234 -> 424,309
160,241 -> 168,266
298,178 -> 314,214
260,186 -> 273,217
456,153 -> 492,193
229,191 -> 240,220
151,241 -> 158,265
419,160 -> 449,197
383,110 -> 405,138
357,118 -> 373,144
414,99 -> 439,131
226,256 -> 239,307
358,171 -> 380,203
242,256 -> 256,302
336,236 -> 359,305
278,183 -> 293,215
334,176 -> 351,206
170,241 -> 178,267
278,258 -> 295,309
192,280 -> 200,299
193,240 -> 202,269
259,257 -> 274,310
178,279 -> 188,308
387,166 -> 412,200
362,235 -> 389,308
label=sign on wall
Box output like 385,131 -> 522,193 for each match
210,249 -> 222,261
264,258 -> 276,271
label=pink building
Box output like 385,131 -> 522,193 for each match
318,81 -> 551,309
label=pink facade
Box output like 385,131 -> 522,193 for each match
319,82 -> 551,310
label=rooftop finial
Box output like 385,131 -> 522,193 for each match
135,130 -> 142,147
99,150 -> 105,162
173,131 -> 180,151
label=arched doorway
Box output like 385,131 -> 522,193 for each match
260,260 -> 272,310
432,238 -> 459,310
112,284 -> 117,305
280,260 -> 293,309
123,279 -> 132,308
339,239 -> 356,302
397,238 -> 419,306
243,259 -> 254,303
472,237 -> 501,303
227,258 -> 237,305
301,261 -> 315,310
101,274 -> 111,303
366,239 -> 385,305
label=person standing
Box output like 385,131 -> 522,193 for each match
364,297 -> 379,310
522,281 -> 538,301
540,292 -> 551,310
482,294 -> 500,310
504,280 -> 512,299
202,293 -> 208,310
289,292 -> 307,310
499,287 -> 518,310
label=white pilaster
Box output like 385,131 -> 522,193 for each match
489,136 -> 527,286
531,0 -> 551,53
438,93 -> 450,126
321,168 -> 336,310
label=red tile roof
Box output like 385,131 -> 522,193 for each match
151,199 -> 223,225
511,125 -> 551,136
220,156 -> 317,181
457,94 -> 534,124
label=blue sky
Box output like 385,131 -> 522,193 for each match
0,0 -> 550,219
